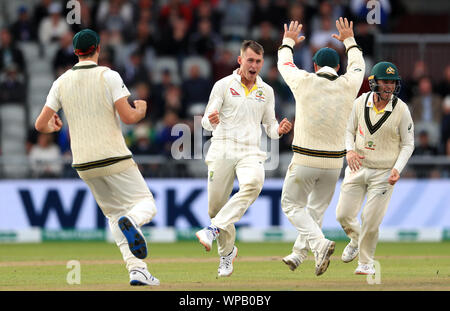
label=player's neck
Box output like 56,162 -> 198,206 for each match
374,93 -> 390,110
78,56 -> 98,64
240,75 -> 256,90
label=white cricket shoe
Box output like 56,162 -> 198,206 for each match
218,246 -> 238,277
129,268 -> 160,286
341,243 -> 359,263
355,263 -> 375,275
195,226 -> 219,252
314,239 -> 336,276
282,253 -> 303,271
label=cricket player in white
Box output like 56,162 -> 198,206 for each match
35,29 -> 159,286
336,61 -> 414,275
196,40 -> 292,277
277,19 -> 365,276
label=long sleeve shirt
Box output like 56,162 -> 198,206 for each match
277,36 -> 365,169
202,69 -> 280,161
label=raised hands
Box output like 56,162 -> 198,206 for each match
332,17 -> 354,42
283,21 -> 305,46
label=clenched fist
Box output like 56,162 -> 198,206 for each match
278,118 -> 292,135
208,109 -> 220,125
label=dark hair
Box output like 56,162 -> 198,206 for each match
240,40 -> 264,56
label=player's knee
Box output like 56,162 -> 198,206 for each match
241,176 -> 264,195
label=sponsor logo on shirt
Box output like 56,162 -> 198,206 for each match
359,124 -> 364,137
283,62 -> 296,68
230,88 -> 240,96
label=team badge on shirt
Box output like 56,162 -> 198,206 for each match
255,90 -> 265,102
365,140 -> 376,150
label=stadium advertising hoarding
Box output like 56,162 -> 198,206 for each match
1,179 -> 450,234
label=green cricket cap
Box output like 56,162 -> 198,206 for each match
73,29 -> 100,56
312,47 -> 340,68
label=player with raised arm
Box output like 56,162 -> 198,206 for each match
277,18 -> 365,276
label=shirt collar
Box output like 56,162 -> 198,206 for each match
233,69 -> 262,87
316,66 -> 338,76
367,92 -> 394,112
75,60 -> 97,66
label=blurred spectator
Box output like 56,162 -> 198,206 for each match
410,76 -> 443,147
0,64 -> 27,104
10,5 -> 36,42
441,96 -> 450,155
265,64 -> 293,112
98,30 -> 117,69
250,0 -> 273,27
310,0 -> 334,34
32,0 -> 52,31
156,110 -> 182,157
96,0 -> 134,41
412,130 -> 439,178
413,130 -> 438,156
157,17 -> 189,61
119,51 -> 151,88
436,64 -> 450,98
153,69 -> 176,109
310,16 -> 342,56
402,60 -> 428,101
29,132 -> 63,178
354,18 -> 375,60
191,0 -> 222,34
164,85 -> 185,118
213,48 -> 237,81
52,31 -> 78,77
255,22 -> 278,59
159,0 -> 193,31
286,1 -> 315,38
410,76 -> 442,124
182,63 -> 212,107
219,0 -> 251,40
188,18 -> 221,61
271,0 -> 292,27
38,2 -> 70,45
131,82 -> 162,121
0,28 -> 26,74
129,121 -> 159,155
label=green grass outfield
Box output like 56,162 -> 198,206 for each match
0,241 -> 449,291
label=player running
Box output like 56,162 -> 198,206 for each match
196,40 -> 292,277
35,29 -> 159,286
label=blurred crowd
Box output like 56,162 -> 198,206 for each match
0,0 -> 449,178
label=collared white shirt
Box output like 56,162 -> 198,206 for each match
202,69 -> 280,160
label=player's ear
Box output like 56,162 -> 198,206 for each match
237,55 -> 242,65
335,64 -> 340,72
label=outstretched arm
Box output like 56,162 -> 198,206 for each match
277,21 -> 310,91
332,17 -> 365,96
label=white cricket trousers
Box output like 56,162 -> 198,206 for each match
281,163 -> 341,255
82,164 -> 157,271
207,156 -> 265,256
336,166 -> 394,265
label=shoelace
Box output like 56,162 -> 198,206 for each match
219,251 -> 234,269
